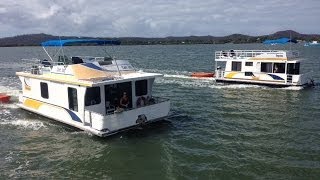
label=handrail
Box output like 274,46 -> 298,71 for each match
215,50 -> 299,60
87,96 -> 170,116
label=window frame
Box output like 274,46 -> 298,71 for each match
40,82 -> 49,99
261,62 -> 273,73
68,87 -> 78,111
273,63 -> 285,73
85,87 -> 101,106
287,62 -> 300,75
135,80 -> 148,96
245,62 -> 253,66
231,61 -> 242,71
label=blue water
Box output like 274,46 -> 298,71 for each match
0,44 -> 320,179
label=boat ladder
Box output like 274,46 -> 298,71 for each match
287,75 -> 293,84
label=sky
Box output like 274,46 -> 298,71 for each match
0,0 -> 320,38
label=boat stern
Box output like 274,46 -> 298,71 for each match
87,97 -> 170,136
294,73 -> 315,87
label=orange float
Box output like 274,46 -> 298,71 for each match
0,93 -> 11,103
191,72 -> 214,78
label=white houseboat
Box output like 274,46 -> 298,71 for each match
214,50 -> 314,87
16,39 -> 170,137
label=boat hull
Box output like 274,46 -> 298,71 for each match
17,97 -> 170,137
215,78 -> 305,88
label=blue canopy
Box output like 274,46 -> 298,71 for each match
263,38 -> 297,45
41,39 -> 121,47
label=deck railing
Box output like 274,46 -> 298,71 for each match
105,96 -> 170,115
215,50 -> 299,60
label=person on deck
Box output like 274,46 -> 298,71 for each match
119,92 -> 129,109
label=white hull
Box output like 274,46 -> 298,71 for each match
18,96 -> 170,137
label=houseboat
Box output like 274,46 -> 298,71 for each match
16,39 -> 170,137
304,41 -> 320,46
214,50 -> 314,87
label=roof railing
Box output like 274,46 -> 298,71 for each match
215,50 -> 299,60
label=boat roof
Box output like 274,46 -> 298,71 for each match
263,38 -> 297,45
41,39 -> 121,47
16,61 -> 162,87
16,69 -> 162,87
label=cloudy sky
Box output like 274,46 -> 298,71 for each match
0,0 -> 319,38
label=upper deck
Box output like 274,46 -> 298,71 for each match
16,57 -> 162,87
215,50 -> 300,62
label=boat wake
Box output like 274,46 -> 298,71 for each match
152,69 -> 266,90
209,83 -> 265,89
0,118 -> 47,131
150,69 -> 308,91
277,86 -> 304,91
0,77 -> 21,96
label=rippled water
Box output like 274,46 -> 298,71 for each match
1,44 -> 320,179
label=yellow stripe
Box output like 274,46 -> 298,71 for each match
225,72 -> 238,78
24,85 -> 31,91
24,98 -> 43,109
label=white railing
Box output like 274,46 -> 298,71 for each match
215,50 -> 299,60
21,58 -> 55,75
21,58 -> 41,74
104,96 -> 170,115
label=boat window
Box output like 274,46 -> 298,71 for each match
71,57 -> 83,64
105,82 -> 132,112
287,63 -> 300,75
273,63 -> 285,73
261,63 -> 273,73
98,60 -> 112,66
231,61 -> 242,71
58,55 -> 69,65
245,72 -> 253,76
85,87 -> 101,106
245,62 -> 253,66
68,87 -> 78,111
40,82 -> 49,99
135,80 -> 148,96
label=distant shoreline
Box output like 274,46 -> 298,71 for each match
0,30 -> 319,47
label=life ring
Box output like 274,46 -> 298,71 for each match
136,96 -> 146,107
136,114 -> 147,124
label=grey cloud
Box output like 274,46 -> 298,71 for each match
0,0 -> 319,37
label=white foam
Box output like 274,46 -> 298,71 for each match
164,74 -> 215,81
143,68 -> 191,75
0,109 -> 11,115
277,86 -> 304,91
156,78 -> 214,88
5,151 -> 14,162
209,83 -> 265,89
70,131 -> 93,136
164,74 -> 192,79
0,77 -> 21,93
0,103 -> 19,109
0,119 -> 46,130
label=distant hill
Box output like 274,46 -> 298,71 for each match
0,30 -> 319,47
